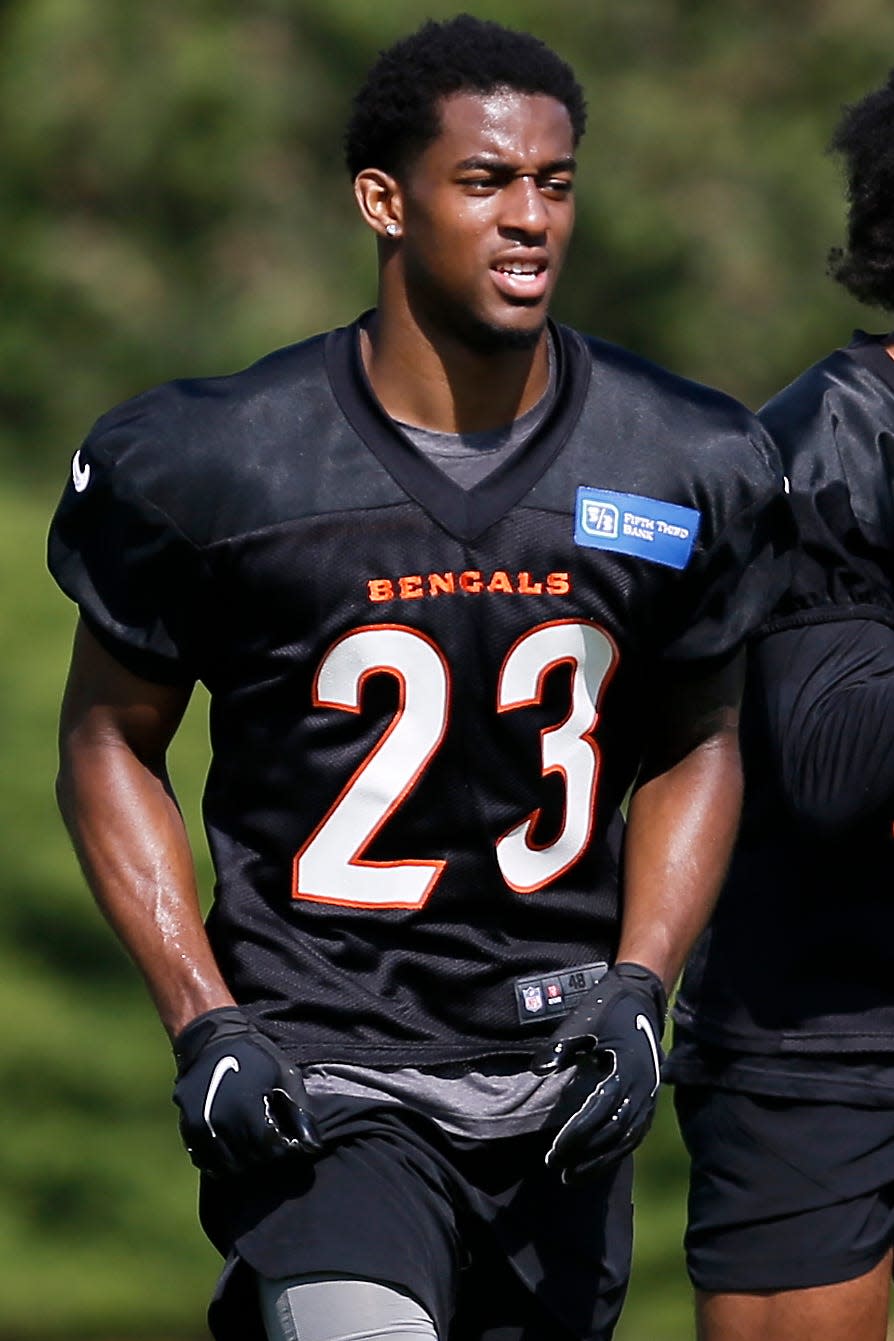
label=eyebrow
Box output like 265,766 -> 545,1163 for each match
455,155 -> 577,173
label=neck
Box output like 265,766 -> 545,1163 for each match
361,304 -> 551,434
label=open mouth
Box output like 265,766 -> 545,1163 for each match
491,258 -> 549,302
496,261 -> 544,280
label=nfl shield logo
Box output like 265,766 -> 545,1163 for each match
522,984 -> 544,1014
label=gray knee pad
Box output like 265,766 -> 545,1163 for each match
258,1275 -> 439,1341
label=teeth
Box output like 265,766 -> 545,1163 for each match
499,264 -> 539,276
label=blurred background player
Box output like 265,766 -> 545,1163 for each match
668,68 -> 894,1341
50,15 -> 787,1341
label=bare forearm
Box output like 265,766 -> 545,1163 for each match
57,622 -> 236,1040
620,728 -> 742,993
57,738 -> 234,1037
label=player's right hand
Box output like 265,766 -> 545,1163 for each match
172,1006 -> 323,1177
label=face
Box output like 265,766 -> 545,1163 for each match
393,89 -> 577,352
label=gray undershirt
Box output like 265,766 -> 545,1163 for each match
395,335 -> 556,486
302,1058 -> 567,1140
303,345 -> 566,1141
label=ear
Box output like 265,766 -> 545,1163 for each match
354,169 -> 403,240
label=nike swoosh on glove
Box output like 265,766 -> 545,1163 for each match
531,962 -> 667,1184
173,1006 -> 323,1177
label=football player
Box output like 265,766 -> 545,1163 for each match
667,69 -> 894,1341
51,16 -> 788,1341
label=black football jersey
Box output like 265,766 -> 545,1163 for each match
762,333 -> 894,630
49,317 -> 786,1066
672,334 -> 894,1084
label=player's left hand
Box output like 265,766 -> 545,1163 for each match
531,962 -> 666,1184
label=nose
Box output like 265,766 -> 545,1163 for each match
500,175 -> 548,238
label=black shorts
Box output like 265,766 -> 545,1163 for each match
675,1084 -> 894,1293
200,1095 -> 633,1341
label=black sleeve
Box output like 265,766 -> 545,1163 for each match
759,349 -> 894,631
761,482 -> 894,633
661,428 -> 794,664
754,617 -> 894,833
47,425 -> 209,685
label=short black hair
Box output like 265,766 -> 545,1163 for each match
828,69 -> 894,311
344,14 -> 586,180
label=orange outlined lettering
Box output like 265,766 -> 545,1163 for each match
368,579 -> 394,602
366,570 -> 575,602
398,575 -> 424,600
518,572 -> 543,594
486,570 -> 513,594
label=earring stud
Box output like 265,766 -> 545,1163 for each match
385,223 -> 400,237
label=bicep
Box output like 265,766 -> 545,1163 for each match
636,650 -> 745,786
59,619 -> 193,772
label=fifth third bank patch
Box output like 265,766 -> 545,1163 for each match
574,486 -> 700,570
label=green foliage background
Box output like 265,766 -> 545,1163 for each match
4,1 -> 894,1337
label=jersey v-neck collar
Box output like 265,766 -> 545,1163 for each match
324,314 -> 592,542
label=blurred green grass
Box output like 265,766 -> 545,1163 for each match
618,1092 -> 692,1341
0,481 -> 219,1337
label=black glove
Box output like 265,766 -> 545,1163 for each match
172,1006 -> 323,1177
531,962 -> 666,1184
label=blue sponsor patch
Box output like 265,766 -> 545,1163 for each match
574,487 -> 700,570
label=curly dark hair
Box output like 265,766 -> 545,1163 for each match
344,14 -> 586,180
828,70 -> 894,310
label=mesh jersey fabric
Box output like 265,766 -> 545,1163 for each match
49,314 -> 788,1068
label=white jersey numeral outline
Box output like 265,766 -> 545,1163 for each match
496,620 -> 617,892
293,625 -> 449,909
292,619 -> 617,909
